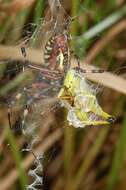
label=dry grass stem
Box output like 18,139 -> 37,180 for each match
85,19 -> 126,63
0,45 -> 126,95
0,128 -> 62,190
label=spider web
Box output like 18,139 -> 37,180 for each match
0,1 -> 73,189
0,1 -> 124,189
0,0 -> 70,104
0,0 -> 116,136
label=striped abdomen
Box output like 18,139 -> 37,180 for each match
44,34 -> 70,73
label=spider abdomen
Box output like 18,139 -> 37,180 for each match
44,34 -> 70,73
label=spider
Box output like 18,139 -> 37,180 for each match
7,0 -> 115,132
7,0 -> 72,130
7,40 -> 115,130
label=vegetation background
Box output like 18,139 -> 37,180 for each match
0,0 -> 126,190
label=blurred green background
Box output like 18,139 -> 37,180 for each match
0,0 -> 126,190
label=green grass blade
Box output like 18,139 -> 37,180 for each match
106,113 -> 126,190
73,127 -> 109,190
7,128 -> 28,189
33,0 -> 45,24
77,4 -> 126,44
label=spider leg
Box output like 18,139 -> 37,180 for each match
20,36 -> 31,58
27,64 -> 63,79
21,46 -> 27,58
21,104 -> 40,163
22,105 -> 28,130
7,108 -> 12,129
71,51 -> 105,73
30,149 -> 39,162
74,67 -> 105,74
7,87 -> 30,131
70,50 -> 80,68
74,58 -> 104,74
91,69 -> 104,73
74,54 -> 80,68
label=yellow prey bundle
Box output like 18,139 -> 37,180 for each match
58,69 -> 115,128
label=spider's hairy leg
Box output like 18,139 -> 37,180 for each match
21,46 -> 27,58
70,50 -> 80,68
7,91 -> 23,130
20,45 -> 29,72
7,107 -> 12,129
21,105 -> 42,166
20,40 -> 28,58
75,54 -> 81,69
71,52 -> 104,73
22,105 -> 28,130
20,36 -> 31,58
7,87 -> 32,131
